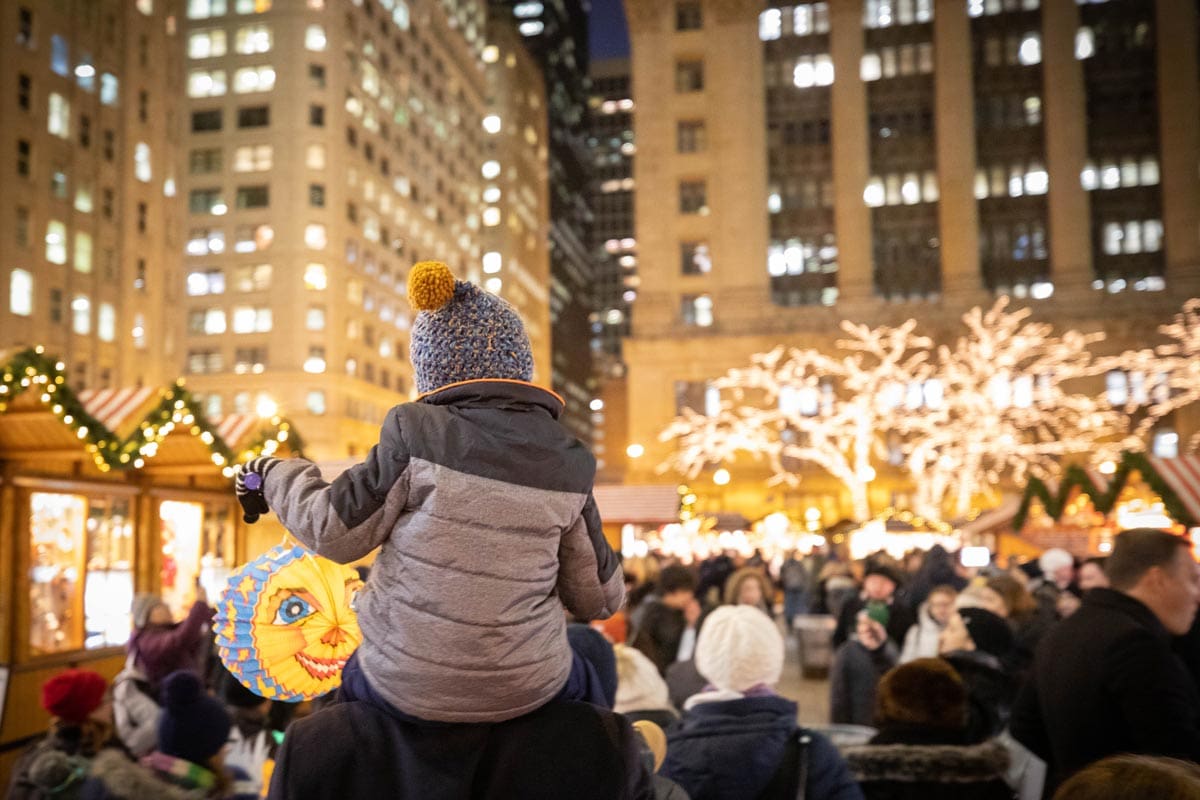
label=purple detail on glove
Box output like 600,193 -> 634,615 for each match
244,472 -> 263,491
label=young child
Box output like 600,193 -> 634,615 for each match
234,261 -> 624,722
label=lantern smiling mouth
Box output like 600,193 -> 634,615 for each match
295,651 -> 349,680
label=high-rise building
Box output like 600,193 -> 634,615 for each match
179,0 -> 490,460
491,0 -> 596,443
480,20 -> 552,383
0,0 -> 183,390
623,0 -> 1200,519
588,57 -> 635,481
588,58 -> 636,368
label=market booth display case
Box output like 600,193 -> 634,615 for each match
1011,451 -> 1200,557
0,349 -> 303,782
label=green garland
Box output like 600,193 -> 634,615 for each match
0,348 -> 304,473
1013,450 -> 1197,529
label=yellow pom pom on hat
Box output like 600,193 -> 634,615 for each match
406,260 -> 535,394
407,260 -> 457,312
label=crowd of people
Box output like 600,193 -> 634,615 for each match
8,266 -> 1200,798
9,528 -> 1200,799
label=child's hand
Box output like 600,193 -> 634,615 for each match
235,456 -> 281,496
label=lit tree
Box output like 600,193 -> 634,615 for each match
910,298 -> 1131,517
658,321 -> 932,521
1114,298 -> 1200,449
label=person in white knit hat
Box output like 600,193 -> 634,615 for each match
614,645 -> 679,730
660,606 -> 864,800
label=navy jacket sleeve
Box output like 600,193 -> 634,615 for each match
805,731 -> 866,800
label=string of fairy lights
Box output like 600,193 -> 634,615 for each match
0,347 -> 303,474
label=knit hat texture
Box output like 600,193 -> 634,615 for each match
864,563 -> 904,589
41,669 -> 108,724
614,645 -> 674,714
132,593 -> 165,629
959,607 -> 1015,658
875,658 -> 967,731
407,261 -> 534,395
694,606 -> 784,693
157,671 -> 232,765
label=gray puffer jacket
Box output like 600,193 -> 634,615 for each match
263,380 -> 624,722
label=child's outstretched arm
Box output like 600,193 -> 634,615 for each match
259,408 -> 412,563
557,492 -> 625,621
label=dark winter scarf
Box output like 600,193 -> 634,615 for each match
844,738 -> 1010,784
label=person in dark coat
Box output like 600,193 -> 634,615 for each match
843,658 -> 1014,800
632,565 -> 703,675
833,564 -> 915,650
830,611 -> 898,726
661,606 -> 863,800
939,606 -> 1017,743
905,545 -> 968,612
1011,529 -> 1200,795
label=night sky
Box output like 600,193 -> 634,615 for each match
589,0 -> 630,60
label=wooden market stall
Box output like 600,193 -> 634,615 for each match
1009,451 -> 1200,558
0,349 -> 303,783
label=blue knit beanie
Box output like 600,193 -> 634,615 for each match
407,261 -> 534,395
157,671 -> 231,765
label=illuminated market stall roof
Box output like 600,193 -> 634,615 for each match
0,346 -> 304,474
1014,450 -> 1200,529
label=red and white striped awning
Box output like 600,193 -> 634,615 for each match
78,386 -> 156,434
1148,456 -> 1200,524
215,414 -> 261,449
593,484 -> 680,525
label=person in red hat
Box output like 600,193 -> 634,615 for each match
5,669 -> 118,800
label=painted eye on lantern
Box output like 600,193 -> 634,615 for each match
273,594 -> 314,625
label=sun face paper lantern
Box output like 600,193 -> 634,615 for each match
215,543 -> 364,702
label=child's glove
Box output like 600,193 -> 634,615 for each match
234,456 -> 280,523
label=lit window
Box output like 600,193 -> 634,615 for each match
234,224 -> 274,252
1018,33 -> 1041,65
100,74 -> 118,106
187,0 -> 229,18
513,1 -> 543,17
187,270 -> 225,296
304,263 -> 327,290
1075,27 -> 1094,60
1143,219 -> 1163,252
303,347 -> 326,373
232,306 -> 271,333
1100,161 -> 1120,190
51,35 -> 70,76
48,93 -> 70,138
1140,157 -> 1160,185
134,143 -> 152,182
10,269 -> 33,316
306,144 -> 326,169
305,24 -> 326,51
235,24 -> 272,54
233,65 -> 275,93
759,9 -> 782,40
1153,430 -> 1179,458
188,29 -> 227,58
683,294 -> 713,327
45,220 -> 68,264
1024,165 -> 1048,195
304,224 -> 327,249
861,53 -> 882,81
1102,223 -> 1123,256
1120,157 -> 1139,187
484,277 -> 502,294
98,303 -> 115,342
482,252 -> 502,274
72,294 -> 91,334
235,0 -> 271,11
306,305 -> 325,331
233,144 -> 273,171
482,114 -> 502,134
1080,161 -> 1098,191
75,184 -> 94,213
921,172 -> 939,202
188,69 -> 227,97
518,20 -> 544,36
75,56 -> 96,92
864,177 -> 885,207
768,192 -> 782,214
481,160 -> 500,179
975,170 -> 989,199
306,391 -> 326,415
74,232 -> 92,273
901,173 -> 920,205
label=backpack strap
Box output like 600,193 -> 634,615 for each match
794,730 -> 811,800
758,727 -> 813,800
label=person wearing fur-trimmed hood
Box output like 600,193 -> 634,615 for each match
842,658 -> 1014,800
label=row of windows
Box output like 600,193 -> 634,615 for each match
758,4 -> 830,41
189,186 -> 269,213
768,177 -> 834,212
974,163 -> 1048,199
968,0 -> 1039,16
767,237 -> 839,277
8,272 -> 120,340
792,55 -> 835,88
188,306 -> 272,335
864,172 -> 940,207
979,220 -> 1049,263
191,105 -> 328,132
864,0 -> 933,28
978,32 -> 1041,67
190,143 -> 327,174
861,44 -> 934,81
187,24 -> 317,58
186,265 -> 273,295
1080,157 -> 1160,191
187,65 -> 276,97
186,0 -> 287,19
1100,220 -> 1164,256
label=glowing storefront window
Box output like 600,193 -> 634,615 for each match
159,500 -> 234,618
